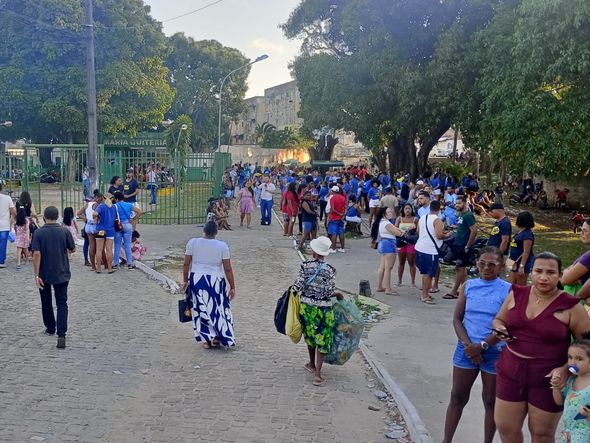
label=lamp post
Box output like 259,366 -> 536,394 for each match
217,54 -> 269,152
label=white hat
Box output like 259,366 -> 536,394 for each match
310,236 -> 333,256
433,189 -> 442,196
416,180 -> 424,185
331,185 -> 340,192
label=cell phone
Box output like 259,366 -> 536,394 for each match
574,405 -> 590,420
492,328 -> 516,340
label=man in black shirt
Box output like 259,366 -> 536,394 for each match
487,202 -> 512,255
31,206 -> 76,349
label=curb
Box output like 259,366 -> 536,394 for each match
360,343 -> 432,443
272,208 -> 432,442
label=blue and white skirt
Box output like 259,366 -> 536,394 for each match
188,272 -> 235,347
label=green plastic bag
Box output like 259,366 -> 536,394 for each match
325,298 -> 365,365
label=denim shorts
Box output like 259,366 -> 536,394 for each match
327,220 -> 344,236
378,238 -> 397,254
303,221 -> 316,232
453,341 -> 502,375
416,251 -> 439,277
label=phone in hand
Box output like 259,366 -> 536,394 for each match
492,328 -> 516,340
574,405 -> 590,420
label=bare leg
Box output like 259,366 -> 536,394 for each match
377,255 -> 386,291
246,213 -> 251,228
314,350 -> 325,384
105,238 -> 114,272
494,398 -> 527,443
407,253 -> 417,285
527,403 -> 561,443
450,266 -> 467,295
442,367 -> 480,443
397,251 -> 407,285
88,234 -> 97,271
95,238 -> 105,272
306,346 -> 316,372
383,253 -> 396,293
480,372 -> 498,443
421,275 -> 433,301
432,267 -> 440,291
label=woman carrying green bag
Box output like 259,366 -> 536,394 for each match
292,236 -> 343,386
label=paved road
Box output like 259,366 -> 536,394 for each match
0,215 -> 394,442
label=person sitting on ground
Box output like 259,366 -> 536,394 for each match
212,201 -> 232,230
345,194 -> 362,225
131,230 -> 146,262
293,236 -> 343,386
442,247 -> 511,443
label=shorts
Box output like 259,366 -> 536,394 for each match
495,348 -> 563,413
327,220 -> 344,236
85,223 -> 97,235
303,221 -> 316,232
510,257 -> 534,274
130,202 -> 140,219
453,244 -> 472,267
416,251 -> 439,277
300,303 -> 335,354
95,229 -> 115,240
378,238 -> 397,254
397,244 -> 415,254
453,341 -> 502,375
369,199 -> 381,208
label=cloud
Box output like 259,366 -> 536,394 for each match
250,37 -> 285,56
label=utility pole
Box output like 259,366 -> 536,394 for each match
84,0 -> 99,191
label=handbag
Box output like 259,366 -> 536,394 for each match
285,289 -> 302,343
178,287 -> 193,323
114,204 -> 123,232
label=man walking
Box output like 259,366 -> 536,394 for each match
446,195 -> 477,299
327,186 -> 346,253
258,175 -> 276,225
0,182 -> 16,267
31,206 -> 76,349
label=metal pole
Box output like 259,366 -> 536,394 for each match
84,0 -> 99,191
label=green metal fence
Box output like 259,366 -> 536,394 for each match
0,144 -> 230,225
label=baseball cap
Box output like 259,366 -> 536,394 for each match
416,180 -> 424,185
331,185 -> 340,192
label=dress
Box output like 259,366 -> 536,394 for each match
560,377 -> 590,443
185,237 -> 235,347
14,220 -> 30,248
239,188 -> 254,214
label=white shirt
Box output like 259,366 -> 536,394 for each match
258,182 -> 276,201
0,194 -> 15,231
415,214 -> 443,255
185,237 -> 230,278
379,219 -> 396,239
147,170 -> 157,183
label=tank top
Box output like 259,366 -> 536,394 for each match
85,202 -> 96,224
379,219 -> 395,239
463,278 -> 511,344
506,285 -> 579,362
399,220 -> 416,233
415,214 -> 442,255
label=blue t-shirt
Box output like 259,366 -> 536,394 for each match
368,187 -> 381,200
96,204 -> 117,235
346,205 -> 359,217
443,206 -> 458,226
381,175 -> 391,188
417,205 -> 431,219
350,178 -> 359,195
510,229 -> 535,264
115,201 -> 134,223
463,277 -> 511,344
319,186 -> 329,201
343,183 -> 351,195
362,180 -> 372,193
123,179 -> 138,203
488,216 -> 512,254
313,176 -> 321,187
431,177 -> 440,189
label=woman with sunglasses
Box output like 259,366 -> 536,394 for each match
442,247 -> 511,443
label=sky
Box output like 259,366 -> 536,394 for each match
143,0 -> 302,98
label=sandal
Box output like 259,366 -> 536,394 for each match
384,290 -> 398,296
211,338 -> 220,348
304,363 -> 315,374
429,288 -> 440,294
202,342 -> 212,349
443,293 -> 459,299
421,298 -> 437,305
376,288 -> 386,292
313,378 -> 325,386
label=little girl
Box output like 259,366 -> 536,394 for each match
14,207 -> 30,270
552,333 -> 590,443
131,230 -> 146,262
62,207 -> 79,243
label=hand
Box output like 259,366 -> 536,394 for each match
182,281 -> 189,293
228,288 -> 236,301
469,354 -> 483,365
493,326 -> 513,342
35,276 -> 44,288
546,366 -> 568,390
579,405 -> 590,418
333,292 -> 344,301
463,342 -> 483,359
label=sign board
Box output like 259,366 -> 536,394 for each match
100,132 -> 167,149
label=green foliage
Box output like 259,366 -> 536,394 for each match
435,161 -> 467,181
0,0 -> 174,143
165,34 -> 249,152
261,127 -> 314,151
254,122 -> 276,144
165,115 -> 192,182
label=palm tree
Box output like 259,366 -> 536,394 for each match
254,122 -> 276,145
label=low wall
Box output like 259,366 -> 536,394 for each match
542,176 -> 590,209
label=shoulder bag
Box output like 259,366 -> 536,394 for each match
424,215 -> 447,257
114,204 -> 123,232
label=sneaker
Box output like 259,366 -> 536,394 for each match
0,263 -> 5,268
329,249 -> 337,254
56,336 -> 66,349
112,265 -> 119,270
127,265 -> 136,270
337,248 -> 346,253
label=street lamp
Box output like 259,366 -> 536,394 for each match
217,54 -> 269,152
1,121 -> 13,128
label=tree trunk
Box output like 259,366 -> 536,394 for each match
417,122 -> 450,177
387,133 -> 416,178
372,148 -> 387,172
308,134 -> 338,161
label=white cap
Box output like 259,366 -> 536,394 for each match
416,180 -> 424,185
331,185 -> 340,192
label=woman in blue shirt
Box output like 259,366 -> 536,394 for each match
93,193 -> 117,273
368,180 -> 382,227
508,211 -> 535,285
113,192 -> 143,270
443,247 -> 511,443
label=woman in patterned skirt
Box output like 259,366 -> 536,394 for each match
182,221 -> 236,348
293,236 -> 343,386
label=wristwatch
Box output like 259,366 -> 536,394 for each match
480,340 -> 489,351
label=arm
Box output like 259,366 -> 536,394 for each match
395,216 -> 401,227
499,235 -> 510,255
561,262 -> 589,286
465,224 -> 478,249
452,283 -> 471,346
576,278 -> 590,300
30,204 -> 39,223
552,387 -> 565,406
385,223 -> 404,237
569,303 -> 590,339
77,203 -> 87,220
433,218 -> 452,240
519,239 -> 534,274
182,255 -> 192,292
223,258 -> 236,300
131,206 -> 143,219
33,250 -> 44,288
492,290 -> 515,338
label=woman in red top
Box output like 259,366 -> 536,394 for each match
281,182 -> 298,238
492,252 -> 590,442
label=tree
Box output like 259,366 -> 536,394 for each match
283,0 -> 503,177
254,122 -> 276,144
165,34 -> 249,152
261,126 -> 315,153
0,0 -> 174,146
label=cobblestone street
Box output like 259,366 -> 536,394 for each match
0,215 -> 391,442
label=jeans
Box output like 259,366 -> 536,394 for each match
39,281 -> 69,337
114,222 -> 133,266
83,236 -> 89,263
147,183 -> 157,205
260,199 -> 273,225
0,230 -> 8,264
82,178 -> 91,199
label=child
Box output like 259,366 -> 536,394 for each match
62,207 -> 79,243
552,334 -> 590,443
14,207 -> 30,269
131,230 -> 146,262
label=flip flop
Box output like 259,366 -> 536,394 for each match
443,293 -> 459,300
429,288 -> 440,294
421,298 -> 437,305
376,288 -> 386,292
385,291 -> 398,296
313,378 -> 325,386
304,364 -> 315,374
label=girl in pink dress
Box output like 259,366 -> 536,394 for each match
236,179 -> 256,228
14,207 -> 30,269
